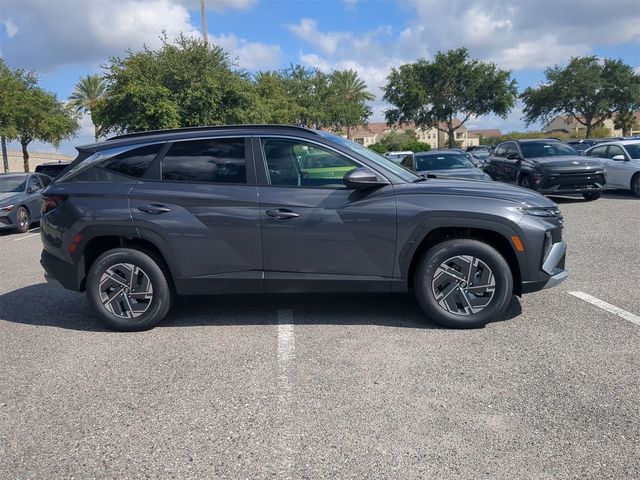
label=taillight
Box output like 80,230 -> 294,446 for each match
41,194 -> 68,215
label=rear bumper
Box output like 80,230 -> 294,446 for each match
40,249 -> 82,291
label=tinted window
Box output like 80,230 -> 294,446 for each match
504,143 -> 519,157
521,141 -> 577,158
0,176 -> 27,193
38,175 -> 51,187
162,138 -> 246,184
415,153 -> 475,171
261,138 -> 358,188
494,144 -> 507,156
607,145 -> 626,159
624,143 -> 640,159
101,144 -> 162,178
588,145 -> 608,157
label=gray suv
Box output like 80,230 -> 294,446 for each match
40,125 -> 568,331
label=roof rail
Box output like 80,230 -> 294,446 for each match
107,124 -> 317,141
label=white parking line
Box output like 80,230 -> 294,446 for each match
276,309 -> 296,479
568,291 -> 640,327
12,232 -> 40,242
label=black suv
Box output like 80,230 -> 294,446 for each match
40,125 -> 568,331
484,139 -> 605,200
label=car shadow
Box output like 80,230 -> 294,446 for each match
0,283 -> 522,332
550,190 -> 637,204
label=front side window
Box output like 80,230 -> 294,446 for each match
588,145 -> 608,157
521,141 -> 578,158
101,143 -> 163,178
38,175 -> 51,187
27,176 -> 42,191
494,144 -> 507,157
261,138 -> 358,188
162,138 -> 246,184
624,143 -> 640,159
607,145 -> 626,159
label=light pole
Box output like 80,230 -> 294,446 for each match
200,0 -> 208,45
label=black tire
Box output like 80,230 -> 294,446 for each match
631,173 -> 640,198
582,191 -> 602,201
414,239 -> 513,329
15,206 -> 30,233
519,174 -> 533,190
86,248 -> 172,331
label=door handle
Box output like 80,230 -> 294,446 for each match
266,209 -> 300,220
137,204 -> 171,215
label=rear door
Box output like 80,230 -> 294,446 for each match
587,145 -> 615,187
25,175 -> 44,221
254,136 -> 397,292
129,137 -> 263,294
603,145 -> 632,188
502,142 -> 521,183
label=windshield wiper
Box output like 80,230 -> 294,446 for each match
412,177 -> 427,183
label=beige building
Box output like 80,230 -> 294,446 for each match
349,120 -> 480,149
2,150 -> 74,173
542,112 -> 640,137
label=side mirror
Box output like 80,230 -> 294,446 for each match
611,154 -> 627,161
343,168 -> 389,190
506,153 -> 519,160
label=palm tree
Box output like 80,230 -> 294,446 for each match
68,74 -> 105,142
614,110 -> 638,137
331,70 -> 375,138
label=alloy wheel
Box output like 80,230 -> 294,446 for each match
17,209 -> 29,230
431,255 -> 496,316
98,263 -> 154,319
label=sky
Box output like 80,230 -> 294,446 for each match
1,0 -> 639,155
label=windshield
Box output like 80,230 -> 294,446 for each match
0,176 -> 27,193
471,150 -> 490,159
316,131 -> 420,182
415,153 -> 475,171
521,141 -> 578,158
625,143 -> 640,159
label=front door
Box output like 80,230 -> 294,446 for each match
603,145 -> 633,189
255,136 -> 397,293
129,137 -> 263,294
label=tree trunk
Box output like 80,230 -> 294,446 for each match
448,129 -> 456,148
585,123 -> 593,139
21,141 -> 30,172
1,136 -> 8,173
94,123 -> 99,142
346,125 -> 351,139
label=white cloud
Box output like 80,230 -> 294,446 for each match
173,0 -> 256,12
1,17 -> 18,38
0,0 -> 277,72
344,0 -> 357,11
211,33 -> 282,70
288,19 -> 346,56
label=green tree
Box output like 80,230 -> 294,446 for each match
383,48 -> 517,148
379,129 -> 417,151
404,141 -> 431,153
68,74 -> 106,142
253,71 -> 300,124
278,64 -> 333,128
329,69 -> 374,138
97,34 -> 255,134
367,142 -> 387,154
522,56 -> 640,138
614,110 -> 638,137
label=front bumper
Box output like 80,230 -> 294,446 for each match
520,240 -> 568,293
0,213 -> 15,229
535,171 -> 605,194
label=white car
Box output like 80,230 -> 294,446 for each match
384,151 -> 413,164
584,140 -> 640,197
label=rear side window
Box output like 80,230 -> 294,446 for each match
101,144 -> 162,178
588,145 -> 608,157
162,138 -> 246,184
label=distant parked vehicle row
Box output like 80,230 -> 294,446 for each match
584,140 -> 640,196
383,151 -> 413,164
0,172 -> 51,233
483,139 -> 605,201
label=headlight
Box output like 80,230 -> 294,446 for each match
518,203 -> 561,217
0,204 -> 15,212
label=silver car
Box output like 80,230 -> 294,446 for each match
584,140 -> 640,197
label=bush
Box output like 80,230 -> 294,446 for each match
367,142 -> 387,154
405,141 -> 431,153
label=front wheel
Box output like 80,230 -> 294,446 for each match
414,239 -> 513,329
86,248 -> 172,331
518,175 -> 533,190
582,191 -> 602,201
15,206 -> 30,233
631,174 -> 640,198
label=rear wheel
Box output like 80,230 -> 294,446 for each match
15,207 -> 30,233
86,248 -> 172,331
582,191 -> 602,201
414,239 -> 513,329
631,173 -> 640,198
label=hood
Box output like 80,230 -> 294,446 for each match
531,156 -> 604,172
418,168 -> 488,180
413,177 -> 555,208
0,192 -> 23,206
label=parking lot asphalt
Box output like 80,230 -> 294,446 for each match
0,191 -> 638,479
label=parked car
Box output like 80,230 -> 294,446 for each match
483,139 -> 606,200
35,161 -> 70,179
566,140 -> 597,155
583,140 -> 640,196
466,147 -> 492,165
0,172 -> 51,233
40,125 -> 567,331
384,151 -> 413,164
401,150 -> 492,181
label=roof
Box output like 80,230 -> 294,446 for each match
591,139 -> 640,146
469,129 -> 502,138
107,124 -> 317,141
0,172 -> 29,177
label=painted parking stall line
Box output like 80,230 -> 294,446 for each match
568,291 -> 640,327
12,232 -> 40,242
276,309 -> 296,479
